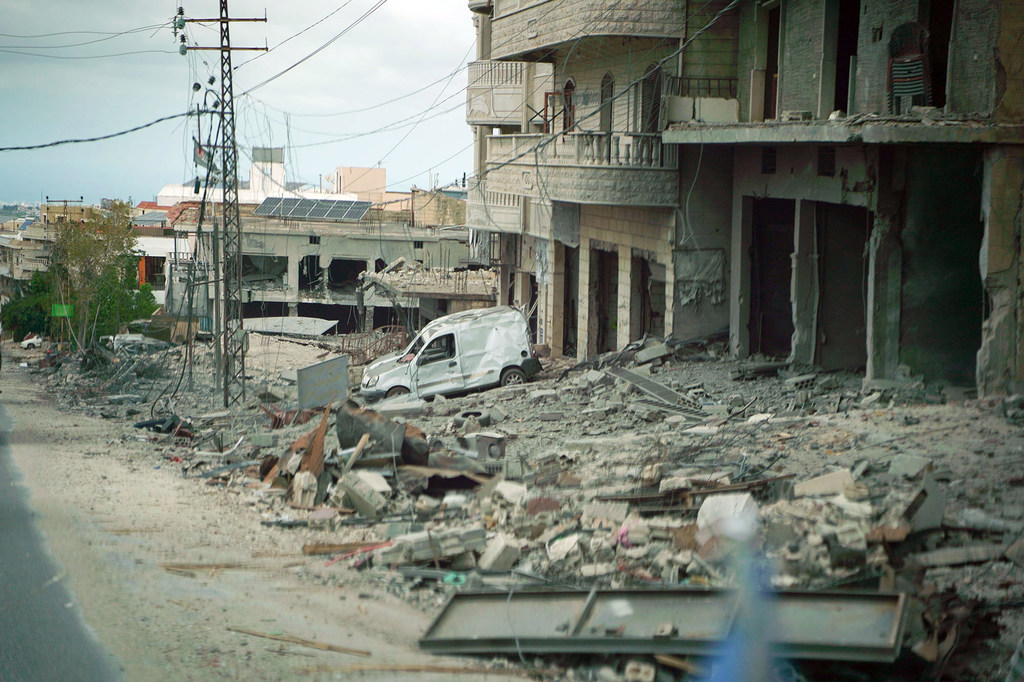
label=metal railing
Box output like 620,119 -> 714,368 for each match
487,130 -> 677,169
665,75 -> 738,99
336,325 -> 407,366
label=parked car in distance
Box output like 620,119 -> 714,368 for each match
359,306 -> 541,402
20,333 -> 42,349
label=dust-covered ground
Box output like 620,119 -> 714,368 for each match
5,334 -> 1024,681
1,346 -> 524,681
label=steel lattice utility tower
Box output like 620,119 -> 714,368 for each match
184,3 -> 265,407
217,0 -> 245,408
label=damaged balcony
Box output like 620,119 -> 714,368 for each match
466,60 -> 552,127
489,0 -> 684,60
481,131 -> 678,206
465,177 -> 523,234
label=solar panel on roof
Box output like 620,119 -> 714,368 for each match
290,199 -> 317,217
251,197 -> 373,223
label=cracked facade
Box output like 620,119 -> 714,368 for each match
465,0 -> 1024,397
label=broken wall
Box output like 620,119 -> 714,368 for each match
977,146 -> 1024,396
854,2 -> 921,114
947,0 -> 999,116
778,0 -> 826,115
994,0 -> 1024,121
674,145 -> 732,340
577,205 -> 674,359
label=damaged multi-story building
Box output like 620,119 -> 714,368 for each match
465,0 -> 1024,397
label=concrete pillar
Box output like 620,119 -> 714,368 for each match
287,255 -> 299,299
617,245 -> 632,350
578,242 -> 592,361
865,214 -> 902,381
548,241 -> 565,357
817,0 -> 839,118
730,196 -> 754,356
790,199 -> 818,364
977,147 -> 1024,395
287,302 -> 298,318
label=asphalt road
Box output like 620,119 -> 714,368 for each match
0,402 -> 120,681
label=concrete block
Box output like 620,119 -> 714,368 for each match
903,475 -> 945,532
624,659 -> 657,682
248,433 -> 278,448
579,562 -> 616,578
494,480 -> 528,505
529,388 -> 559,402
547,533 -> 581,562
353,470 -> 391,495
794,469 -> 854,497
582,501 -> 629,528
694,97 -> 739,123
889,454 -> 933,479
376,398 -> 427,418
635,343 -> 672,365
290,470 -> 318,508
477,534 -> 521,571
696,493 -> 759,533
665,95 -> 694,123
340,474 -> 388,519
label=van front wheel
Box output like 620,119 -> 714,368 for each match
500,368 -> 526,387
386,386 -> 410,398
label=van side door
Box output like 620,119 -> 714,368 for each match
410,332 -> 466,397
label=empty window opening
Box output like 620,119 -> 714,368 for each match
763,5 -> 781,120
328,258 -> 365,292
562,79 -> 576,132
925,0 -> 953,109
818,147 -> 836,177
309,235 -> 321,245
562,245 -> 579,357
599,73 -> 614,133
749,198 -> 795,358
298,254 -> 323,292
762,147 -> 778,174
241,254 -> 287,288
832,0 -> 860,113
590,247 -> 619,354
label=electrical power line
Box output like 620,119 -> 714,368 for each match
0,111 -> 210,152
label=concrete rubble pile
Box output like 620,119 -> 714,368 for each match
26,333 -> 1024,680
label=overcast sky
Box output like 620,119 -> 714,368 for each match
0,0 -> 476,205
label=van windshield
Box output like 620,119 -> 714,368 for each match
400,335 -> 426,363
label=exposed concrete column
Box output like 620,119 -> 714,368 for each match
730,195 -> 754,356
548,240 -> 565,357
663,254 -> 675,337
865,214 -> 902,381
287,255 -> 299,299
287,302 -> 298,318
578,242 -> 592,361
617,245 -> 632,350
977,147 -> 1024,395
790,199 -> 818,364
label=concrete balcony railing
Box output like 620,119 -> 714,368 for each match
466,60 -> 552,127
487,131 -> 677,169
465,177 -> 523,234
483,131 -> 678,206
490,0 -> 684,60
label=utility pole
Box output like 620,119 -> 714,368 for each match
183,4 -> 266,407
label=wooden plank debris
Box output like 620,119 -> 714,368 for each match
226,626 -> 371,658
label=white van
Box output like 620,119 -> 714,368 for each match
359,306 -> 541,401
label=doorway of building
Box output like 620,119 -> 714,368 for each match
630,256 -> 665,341
816,202 -> 869,370
749,198 -> 795,357
591,248 -> 618,354
562,245 -> 579,356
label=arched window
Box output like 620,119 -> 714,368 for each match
640,65 -> 662,133
599,73 -> 614,133
562,79 -> 576,132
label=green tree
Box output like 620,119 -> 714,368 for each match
51,200 -> 150,349
1,270 -> 53,340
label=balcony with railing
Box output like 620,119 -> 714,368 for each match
490,0 -> 684,60
466,60 -> 552,127
465,177 -> 523,234
481,130 -> 678,206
